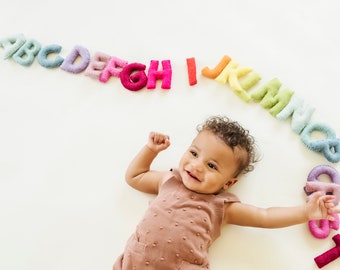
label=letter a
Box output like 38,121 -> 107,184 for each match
0,34 -> 26,59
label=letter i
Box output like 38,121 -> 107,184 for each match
186,57 -> 197,86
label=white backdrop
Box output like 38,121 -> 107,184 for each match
1,0 -> 340,269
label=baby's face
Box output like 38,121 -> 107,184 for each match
178,130 -> 239,194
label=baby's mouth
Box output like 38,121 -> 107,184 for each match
187,171 -> 201,182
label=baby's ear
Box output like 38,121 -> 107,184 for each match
223,178 -> 238,190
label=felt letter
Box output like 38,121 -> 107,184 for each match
186,57 -> 197,86
308,215 -> 339,239
237,72 -> 262,101
240,72 -> 262,91
305,182 -> 340,205
300,122 -> 340,163
12,39 -> 41,66
120,63 -> 148,91
215,60 -> 254,102
314,234 -> 340,268
251,78 -> 294,116
201,55 -> 231,79
37,44 -> 64,68
276,95 -> 315,134
0,34 -> 26,59
147,60 -> 172,90
99,56 -> 128,83
60,45 -> 90,73
304,165 -> 340,239
85,52 -> 111,79
306,164 -> 340,185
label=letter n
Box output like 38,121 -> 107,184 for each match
276,95 -> 315,134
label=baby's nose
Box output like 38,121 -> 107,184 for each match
192,160 -> 203,172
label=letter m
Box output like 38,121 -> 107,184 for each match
251,78 -> 294,116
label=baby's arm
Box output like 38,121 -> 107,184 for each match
125,132 -> 171,194
224,192 -> 339,228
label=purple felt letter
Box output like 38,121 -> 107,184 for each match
60,45 -> 90,73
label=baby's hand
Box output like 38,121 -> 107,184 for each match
306,192 -> 340,221
147,132 -> 171,153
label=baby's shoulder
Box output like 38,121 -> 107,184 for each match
159,168 -> 179,186
219,191 -> 240,203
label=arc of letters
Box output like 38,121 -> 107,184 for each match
1,34 -> 340,163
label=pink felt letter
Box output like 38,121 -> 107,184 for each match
314,234 -> 340,268
120,63 -> 148,91
85,52 -> 111,79
146,60 -> 172,89
99,56 -> 128,83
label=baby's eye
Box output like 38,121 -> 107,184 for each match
208,162 -> 217,170
190,150 -> 198,157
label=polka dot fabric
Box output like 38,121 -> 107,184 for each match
113,169 -> 239,270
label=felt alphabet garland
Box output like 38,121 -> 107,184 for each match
1,34 -> 340,163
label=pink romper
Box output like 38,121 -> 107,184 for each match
113,169 -> 240,270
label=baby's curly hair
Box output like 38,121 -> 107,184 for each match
197,116 -> 259,176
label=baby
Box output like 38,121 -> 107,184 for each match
113,115 -> 339,270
